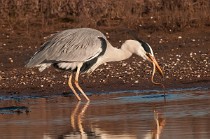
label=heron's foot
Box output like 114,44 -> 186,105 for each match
75,80 -> 90,101
70,89 -> 81,101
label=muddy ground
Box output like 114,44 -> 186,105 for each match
0,24 -> 209,98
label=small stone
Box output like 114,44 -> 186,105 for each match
190,52 -> 193,57
122,63 -> 127,67
9,58 -> 13,63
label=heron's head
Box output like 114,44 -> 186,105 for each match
125,39 -> 164,78
139,40 -> 164,78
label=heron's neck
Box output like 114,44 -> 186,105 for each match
103,42 -> 133,62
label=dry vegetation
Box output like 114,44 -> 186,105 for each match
0,0 -> 210,32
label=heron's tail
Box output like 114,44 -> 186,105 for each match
26,42 -> 53,68
25,55 -> 51,72
25,54 -> 44,68
25,49 -> 48,68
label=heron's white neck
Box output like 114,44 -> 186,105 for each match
103,40 -> 140,63
88,40 -> 145,73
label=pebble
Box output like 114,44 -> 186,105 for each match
190,52 -> 193,57
9,58 -> 13,63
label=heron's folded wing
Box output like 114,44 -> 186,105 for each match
48,29 -> 105,62
26,28 -> 106,67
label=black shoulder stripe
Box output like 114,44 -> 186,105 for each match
97,37 -> 107,56
80,37 -> 107,72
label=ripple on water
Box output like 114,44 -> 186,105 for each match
103,87 -> 210,104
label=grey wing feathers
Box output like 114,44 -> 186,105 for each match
25,39 -> 54,67
26,28 -> 106,67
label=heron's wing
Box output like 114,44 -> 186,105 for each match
26,28 -> 106,67
48,29 -> 106,62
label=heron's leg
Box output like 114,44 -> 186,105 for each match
74,65 -> 90,101
68,74 -> 81,101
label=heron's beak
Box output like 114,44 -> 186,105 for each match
146,53 -> 164,77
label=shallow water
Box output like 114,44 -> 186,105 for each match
0,88 -> 210,139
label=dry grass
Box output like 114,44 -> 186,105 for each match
0,0 -> 210,32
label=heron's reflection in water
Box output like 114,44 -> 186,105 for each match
68,101 -> 166,139
70,101 -> 90,138
144,110 -> 166,139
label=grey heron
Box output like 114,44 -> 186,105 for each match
26,28 -> 163,101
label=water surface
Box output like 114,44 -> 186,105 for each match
0,88 -> 210,139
